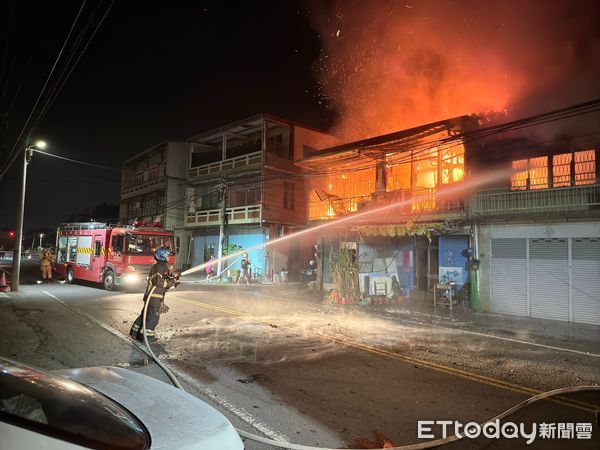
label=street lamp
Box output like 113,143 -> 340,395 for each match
12,140 -> 47,292
39,233 -> 44,249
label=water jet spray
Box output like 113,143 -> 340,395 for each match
181,168 -> 514,278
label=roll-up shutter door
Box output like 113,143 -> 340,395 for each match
572,238 -> 600,325
491,239 -> 527,316
529,238 -> 569,321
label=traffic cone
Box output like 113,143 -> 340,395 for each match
0,271 -> 9,293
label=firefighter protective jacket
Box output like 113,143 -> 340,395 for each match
147,260 -> 176,296
41,250 -> 53,266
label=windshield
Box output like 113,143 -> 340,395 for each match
125,233 -> 173,255
0,358 -> 149,450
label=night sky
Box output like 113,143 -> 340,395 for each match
0,1 -> 334,236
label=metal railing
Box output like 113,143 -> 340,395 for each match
188,151 -> 262,178
473,181 -> 600,215
310,188 -> 464,220
186,204 -> 261,226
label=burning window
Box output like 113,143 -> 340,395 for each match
511,157 -> 548,190
386,159 -> 411,191
309,167 -> 375,220
512,150 -> 595,190
440,143 -> 465,184
511,159 -> 528,190
529,156 -> 548,189
574,150 -> 595,185
552,153 -> 572,187
415,146 -> 439,189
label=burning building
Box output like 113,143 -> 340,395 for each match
297,115 -> 478,302
298,103 -> 600,326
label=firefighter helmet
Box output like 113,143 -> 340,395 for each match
155,246 -> 170,262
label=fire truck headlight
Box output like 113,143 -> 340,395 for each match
124,274 -> 139,283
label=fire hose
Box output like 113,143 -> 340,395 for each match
139,294 -> 599,449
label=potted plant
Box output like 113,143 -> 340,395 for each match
329,246 -> 359,304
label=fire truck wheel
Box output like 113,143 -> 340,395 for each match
103,269 -> 115,291
66,267 -> 74,284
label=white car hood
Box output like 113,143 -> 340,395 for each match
54,367 -> 243,450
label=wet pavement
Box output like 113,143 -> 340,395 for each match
1,266 -> 599,449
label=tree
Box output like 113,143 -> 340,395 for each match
329,246 -> 359,301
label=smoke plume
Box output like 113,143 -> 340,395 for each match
312,0 -> 600,140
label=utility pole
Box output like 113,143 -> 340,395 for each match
12,141 -> 46,292
216,177 -> 228,276
12,148 -> 32,292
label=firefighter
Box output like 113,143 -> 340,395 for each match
40,247 -> 53,283
237,252 -> 251,285
129,246 -> 179,342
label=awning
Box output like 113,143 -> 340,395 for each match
352,222 -> 448,238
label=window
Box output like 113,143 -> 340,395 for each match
125,234 -> 172,255
439,143 -> 465,185
147,164 -> 160,181
230,187 -> 260,207
94,240 -> 102,257
57,237 -> 68,263
67,237 -> 77,262
283,182 -> 295,210
267,134 -> 291,159
511,159 -> 528,190
552,153 -> 572,187
513,150 -> 596,190
511,157 -> 548,190
111,235 -> 124,253
134,172 -> 145,186
574,150 -> 595,185
196,191 -> 219,210
529,156 -> 548,189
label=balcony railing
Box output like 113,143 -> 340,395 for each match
310,187 -> 464,221
188,151 -> 262,178
186,205 -> 261,226
473,181 -> 600,216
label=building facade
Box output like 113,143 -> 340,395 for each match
470,137 -> 600,325
184,114 -> 337,278
297,116 -> 478,299
119,141 -> 188,268
297,116 -> 600,325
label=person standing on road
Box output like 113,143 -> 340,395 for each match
40,248 -> 53,283
237,252 -> 251,285
205,255 -> 216,280
129,246 -> 179,342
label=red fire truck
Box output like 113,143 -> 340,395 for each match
53,221 -> 177,290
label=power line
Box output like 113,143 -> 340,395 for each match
33,149 -> 121,172
30,0 -> 116,134
0,1 -> 88,180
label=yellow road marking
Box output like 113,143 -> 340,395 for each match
171,296 -> 598,413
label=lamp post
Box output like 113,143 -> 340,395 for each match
12,140 -> 46,292
39,233 -> 44,250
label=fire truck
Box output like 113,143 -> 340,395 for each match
53,221 -> 177,290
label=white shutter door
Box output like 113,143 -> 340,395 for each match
529,238 -> 569,321
572,238 -> 600,325
491,239 -> 527,316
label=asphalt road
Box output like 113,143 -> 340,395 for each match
1,260 -> 599,449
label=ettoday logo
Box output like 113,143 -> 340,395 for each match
418,420 -> 593,444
